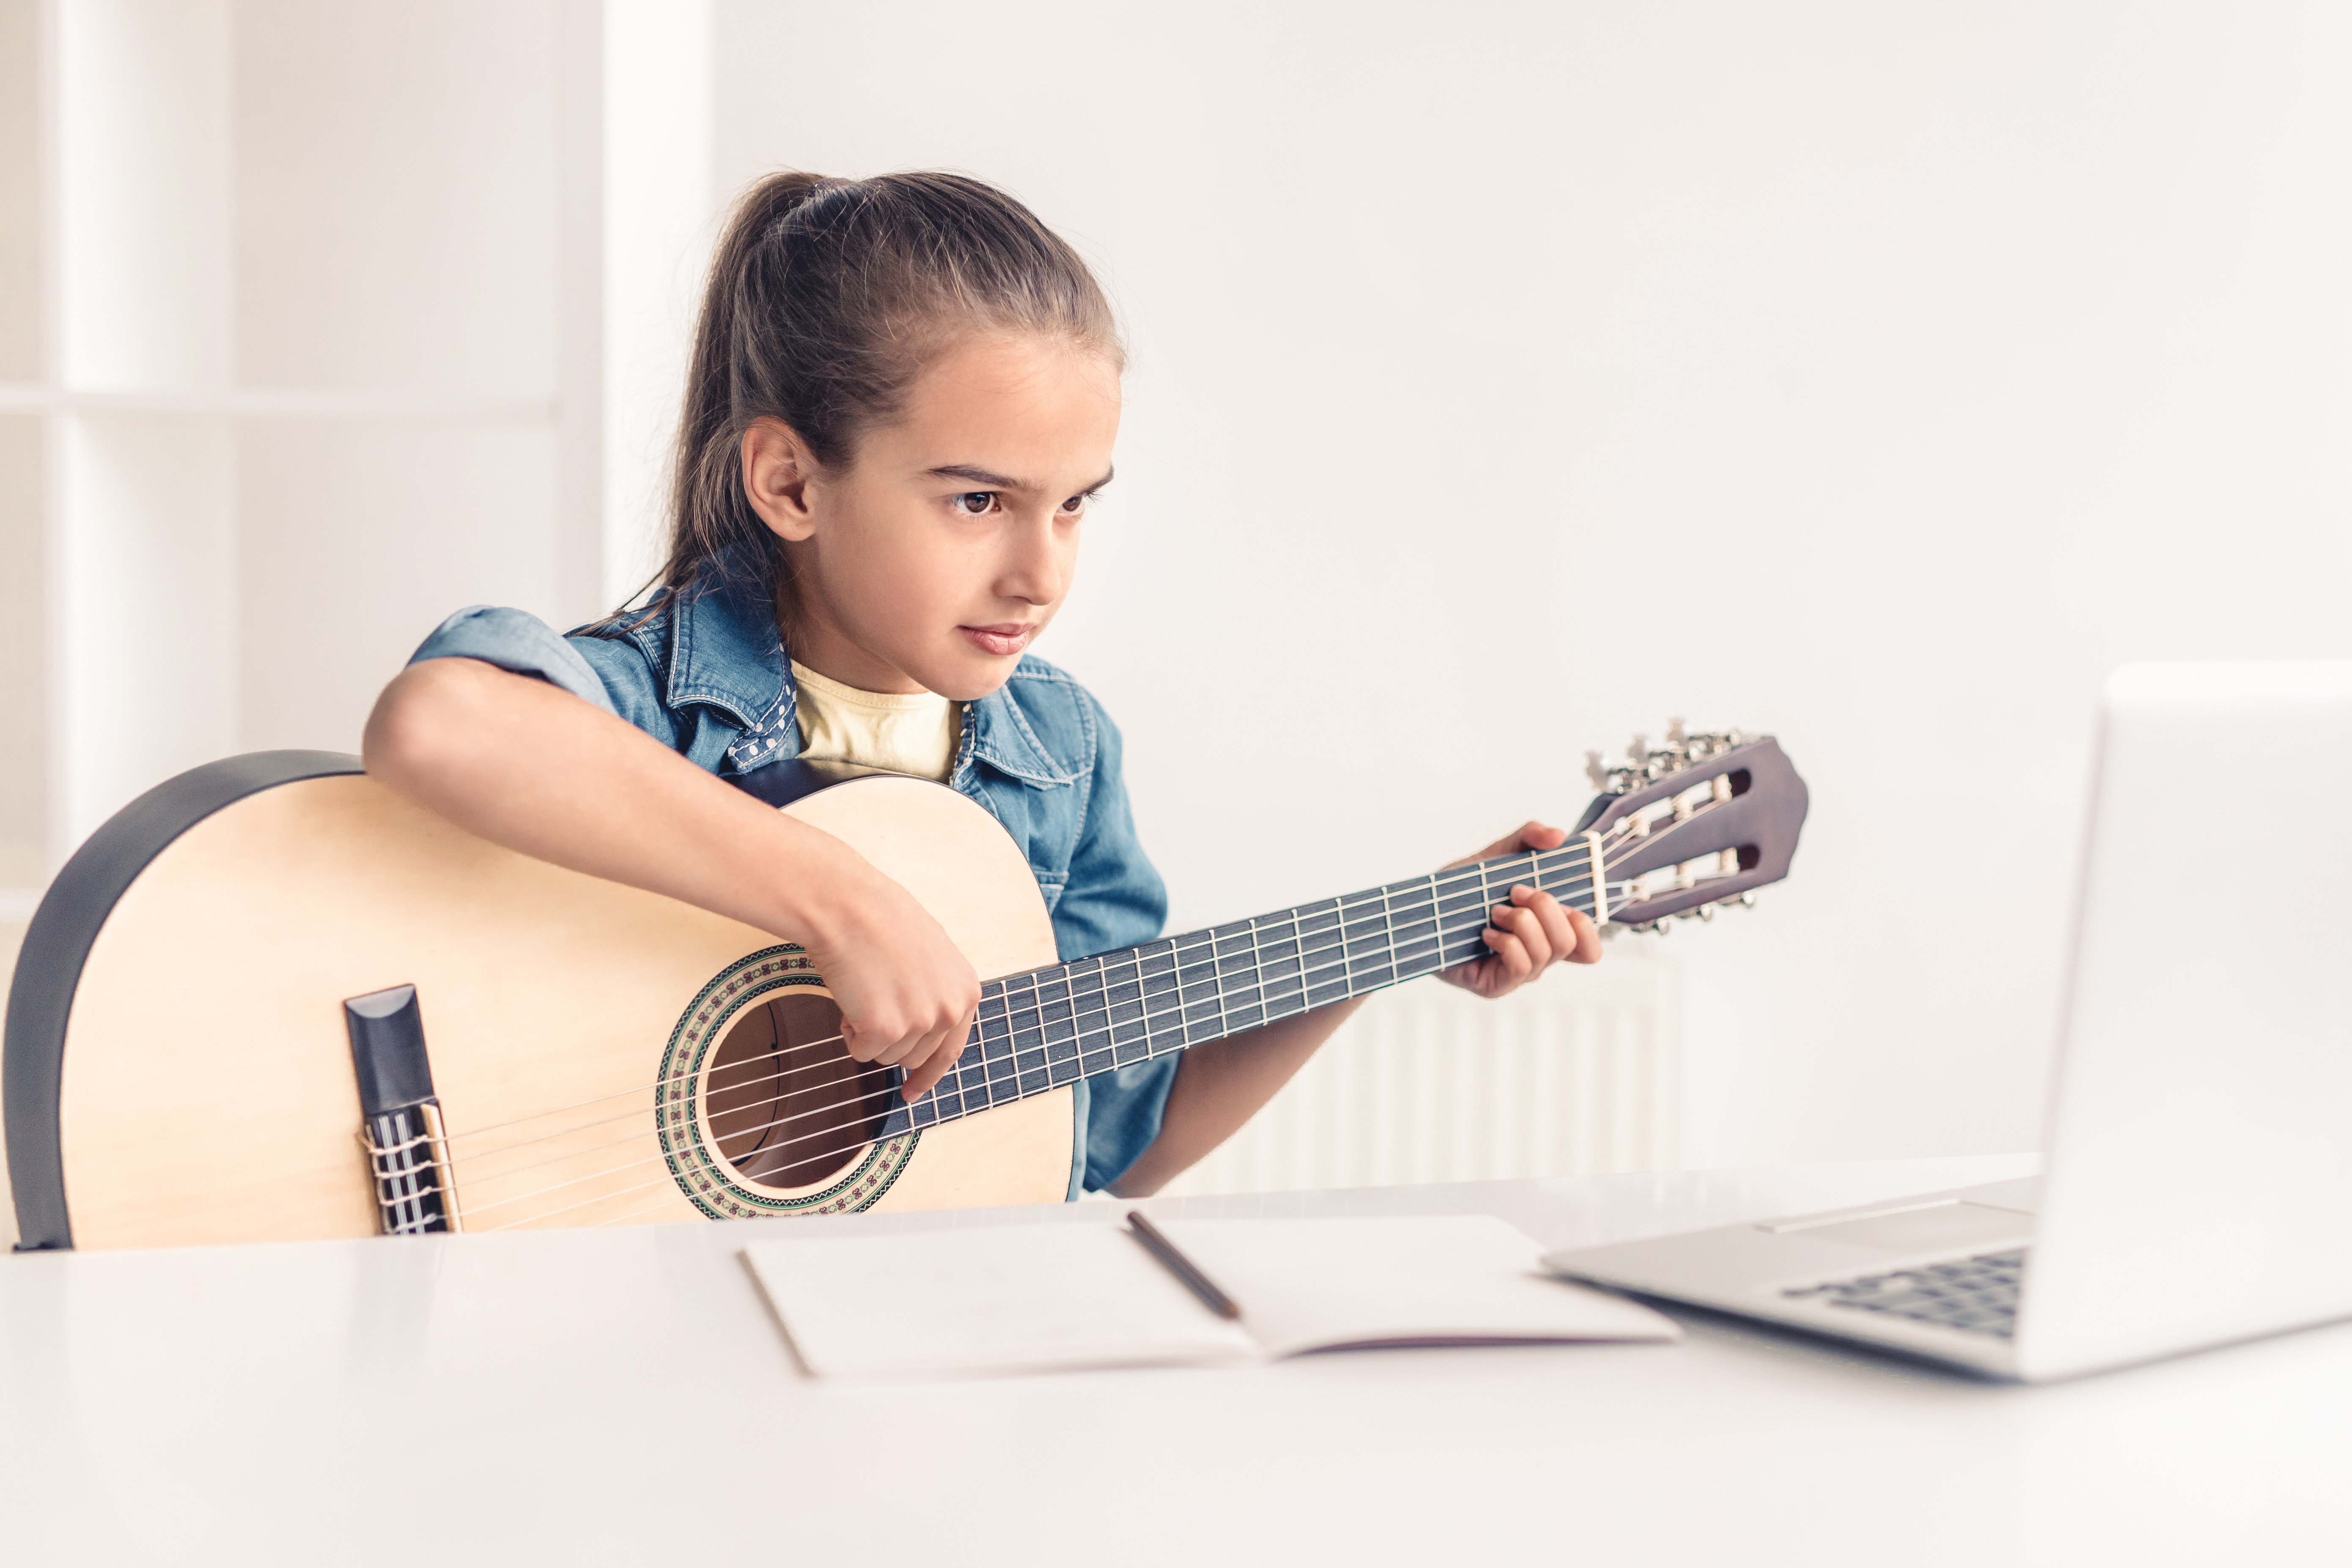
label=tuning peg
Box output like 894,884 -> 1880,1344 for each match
1585,750 -> 1609,792
1738,891 -> 1757,909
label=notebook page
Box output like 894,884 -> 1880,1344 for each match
744,1223 -> 1259,1379
1155,1214 -> 1680,1356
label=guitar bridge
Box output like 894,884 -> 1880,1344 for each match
345,984 -> 461,1236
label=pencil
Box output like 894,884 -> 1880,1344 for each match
1125,1209 -> 1242,1320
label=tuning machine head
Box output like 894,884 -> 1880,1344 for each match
1586,719 -> 1749,796
1578,726 -> 1803,932
1603,881 -> 1760,938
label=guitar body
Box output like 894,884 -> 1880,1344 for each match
17,758 -> 1073,1251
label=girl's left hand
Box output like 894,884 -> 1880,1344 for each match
1437,821 -> 1603,1000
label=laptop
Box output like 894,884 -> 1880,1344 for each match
1544,662 -> 2352,1382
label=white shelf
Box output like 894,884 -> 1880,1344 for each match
0,0 -> 717,871
0,381 -> 559,422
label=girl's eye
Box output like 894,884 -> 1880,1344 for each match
951,491 -> 997,516
1058,493 -> 1091,517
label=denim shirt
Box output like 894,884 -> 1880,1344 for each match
406,563 -> 1180,1196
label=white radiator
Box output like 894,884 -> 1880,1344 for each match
1157,946 -> 1680,1197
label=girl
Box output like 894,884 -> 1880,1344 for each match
365,170 -> 1598,1200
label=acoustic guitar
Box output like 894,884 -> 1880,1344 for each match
5,725 -> 1806,1252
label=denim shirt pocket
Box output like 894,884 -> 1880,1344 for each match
962,764 -> 1083,888
962,672 -> 1089,885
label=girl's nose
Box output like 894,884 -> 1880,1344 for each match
999,513 -> 1070,606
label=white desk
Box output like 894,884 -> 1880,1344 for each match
3,1154 -> 2347,1566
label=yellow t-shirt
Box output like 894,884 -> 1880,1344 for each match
790,660 -> 961,782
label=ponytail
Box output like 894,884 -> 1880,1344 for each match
629,170 -> 1122,615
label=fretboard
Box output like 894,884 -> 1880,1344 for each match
881,842 -> 1603,1136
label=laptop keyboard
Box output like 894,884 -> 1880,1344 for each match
1780,1247 -> 2027,1339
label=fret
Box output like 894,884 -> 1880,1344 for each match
942,984 -> 1005,1121
1177,929 -> 1226,1046
900,840 -> 1616,1131
983,982 -> 1021,1114
1207,930 -> 1234,1047
1542,844 -> 1602,921
1018,966 -> 1062,1097
989,981 -> 1021,1108
943,996 -> 977,1116
998,969 -> 1042,1102
1146,936 -> 1206,1057
1054,959 -> 1106,1087
1042,965 -> 1078,1090
1229,915 -> 1271,1035
1155,933 -> 1201,1053
1284,903 -> 1312,1023
1297,897 -> 1349,1009
1207,918 -> 1267,1038
948,1000 -> 987,1113
1072,956 -> 1117,1079
1255,905 -> 1302,1025
1135,940 -> 1182,1070
1111,949 -> 1150,1067
1389,872 -> 1448,982
1339,897 -> 1393,999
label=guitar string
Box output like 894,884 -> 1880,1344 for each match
448,881 -> 1607,1221
493,793 -> 1748,1225
439,840 -> 1612,1149
454,863 -> 1627,1228
447,767 -> 1723,1150
437,843 -> 1617,1170
440,863 -> 1599,1178
431,828 -> 1735,1229
442,851 -> 1613,1176
442,849 -> 1620,1175
447,1052 -> 875,1170
455,859 -> 1638,1225
456,864 -> 1622,1227
474,899 -> 1588,1235
443,882 -> 1596,1194
444,1056 -> 885,1187
451,844 -> 1765,1235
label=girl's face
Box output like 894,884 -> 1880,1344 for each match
742,333 -> 1121,701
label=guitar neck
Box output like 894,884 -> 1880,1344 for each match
888,840 -> 1605,1136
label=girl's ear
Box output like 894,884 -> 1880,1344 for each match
741,417 -> 822,542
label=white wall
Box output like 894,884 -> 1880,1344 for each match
714,0 -> 2352,1168
3,0 -> 594,862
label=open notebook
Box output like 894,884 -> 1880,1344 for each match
744,1212 -> 1679,1379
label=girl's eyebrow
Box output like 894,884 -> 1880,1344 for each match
927,463 -> 1115,493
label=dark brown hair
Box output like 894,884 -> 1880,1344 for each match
637,170 -> 1121,610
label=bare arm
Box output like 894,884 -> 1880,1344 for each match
1110,822 -> 1602,1196
363,657 -> 980,1097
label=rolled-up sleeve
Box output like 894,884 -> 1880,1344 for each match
408,606 -> 675,746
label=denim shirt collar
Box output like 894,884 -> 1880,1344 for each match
661,558 -> 1073,787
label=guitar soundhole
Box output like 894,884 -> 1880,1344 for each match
705,992 -> 893,1190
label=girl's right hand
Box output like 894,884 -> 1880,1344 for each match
799,862 -> 983,1103
366,659 -> 983,1103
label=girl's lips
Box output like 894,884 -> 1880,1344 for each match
959,624 -> 1036,656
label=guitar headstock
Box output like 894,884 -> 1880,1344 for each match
1574,721 -> 1809,933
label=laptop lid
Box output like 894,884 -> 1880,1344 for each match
2018,662 -> 2352,1381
